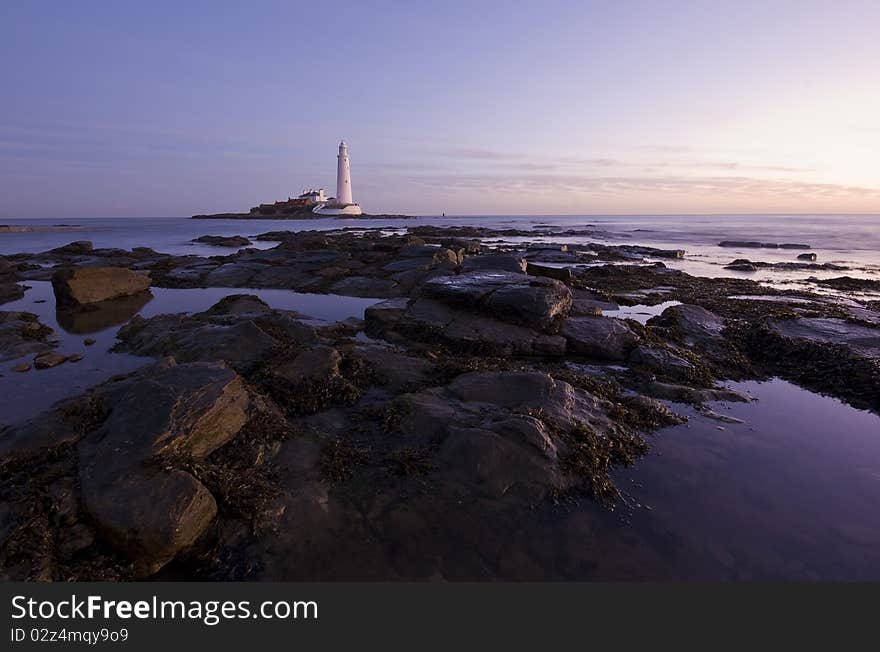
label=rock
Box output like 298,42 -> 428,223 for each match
115,295 -> 317,371
68,353 -> 83,362
649,304 -> 725,347
393,371 -> 615,499
460,253 -> 527,274
0,311 -> 55,361
421,271 -> 571,332
33,351 -> 68,369
274,346 -> 341,383
815,276 -> 880,292
561,316 -> 638,360
52,267 -> 151,307
768,318 -> 880,359
77,359 -> 249,573
396,298 -> 566,357
11,362 -> 30,372
526,262 -> 572,282
645,381 -> 752,404
352,346 -> 436,391
797,252 -> 817,261
364,298 -> 410,331
330,276 -> 399,298
725,261 -> 758,272
81,468 -> 216,575
628,346 -> 695,377
84,338 -> 96,346
0,282 -> 25,306
192,235 -> 252,247
570,289 -> 618,316
203,262 -> 263,287
49,241 -> 94,255
780,243 -> 811,249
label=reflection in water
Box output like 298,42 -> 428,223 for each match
0,282 -> 381,425
55,291 -> 153,334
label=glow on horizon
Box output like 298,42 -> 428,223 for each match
1,1 -> 878,218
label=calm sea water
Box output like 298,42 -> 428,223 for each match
3,214 -> 879,290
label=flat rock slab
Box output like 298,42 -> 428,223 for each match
421,271 -> 571,332
52,266 -> 151,307
769,318 -> 880,359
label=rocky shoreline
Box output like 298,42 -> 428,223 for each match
1,226 -> 878,580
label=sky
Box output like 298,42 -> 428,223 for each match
1,0 -> 879,217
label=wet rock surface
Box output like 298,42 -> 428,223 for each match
0,311 -> 56,362
52,266 -> 152,307
2,225 -> 880,579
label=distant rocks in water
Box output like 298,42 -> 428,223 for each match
191,235 -> 253,247
51,266 -> 152,307
797,252 -> 817,262
719,240 -> 811,250
814,276 -> 880,292
0,224 -> 82,233
49,240 -> 94,255
723,258 -> 847,272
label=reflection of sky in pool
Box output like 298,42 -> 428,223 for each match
0,282 -> 380,425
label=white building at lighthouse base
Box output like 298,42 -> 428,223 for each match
313,202 -> 363,216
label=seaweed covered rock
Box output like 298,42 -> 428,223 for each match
115,294 -> 318,371
649,304 -> 725,347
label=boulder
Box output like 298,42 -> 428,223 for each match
421,271 -> 571,332
797,252 -> 817,262
77,359 -> 249,573
561,316 -> 638,360
52,266 -> 151,307
396,298 -> 566,357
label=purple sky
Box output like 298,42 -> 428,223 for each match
2,0 -> 879,217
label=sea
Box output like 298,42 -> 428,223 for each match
2,214 -> 880,580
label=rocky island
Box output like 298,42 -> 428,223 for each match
1,226 -> 878,580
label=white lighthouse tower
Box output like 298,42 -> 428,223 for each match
314,140 -> 363,216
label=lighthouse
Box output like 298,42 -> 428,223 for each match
336,141 -> 353,205
314,141 -> 363,216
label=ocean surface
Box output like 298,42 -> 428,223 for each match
2,214 -> 880,580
